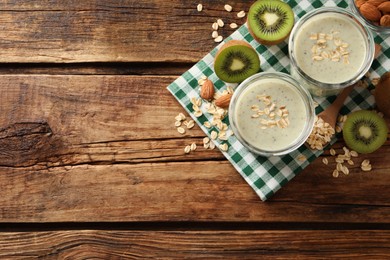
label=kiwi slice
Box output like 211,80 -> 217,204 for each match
343,110 -> 388,154
247,0 -> 294,45
214,40 -> 260,83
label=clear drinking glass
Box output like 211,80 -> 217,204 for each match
288,7 -> 374,97
229,72 -> 315,157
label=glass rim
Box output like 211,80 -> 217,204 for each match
228,72 -> 315,157
288,7 -> 375,91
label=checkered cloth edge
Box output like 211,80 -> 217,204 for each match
167,0 -> 390,201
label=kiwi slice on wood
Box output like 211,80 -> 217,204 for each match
247,0 -> 294,45
343,110 -> 388,154
214,40 -> 261,83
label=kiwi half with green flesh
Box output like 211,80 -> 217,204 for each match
247,0 -> 294,45
343,110 -> 388,154
214,40 -> 261,83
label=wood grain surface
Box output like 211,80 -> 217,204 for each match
1,0 -> 389,257
0,230 -> 389,259
0,0 -> 250,63
0,75 -> 389,223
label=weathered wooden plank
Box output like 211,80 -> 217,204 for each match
0,75 -> 214,167
0,75 -> 200,141
0,230 -> 389,259
0,75 -> 389,223
0,158 -> 389,223
0,75 -> 388,167
0,0 -> 250,63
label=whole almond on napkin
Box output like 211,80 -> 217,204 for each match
215,93 -> 232,108
200,79 -> 215,101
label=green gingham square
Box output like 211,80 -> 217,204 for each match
167,0 -> 390,201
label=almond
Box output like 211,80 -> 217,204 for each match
360,3 -> 382,21
200,79 -> 215,101
215,93 -> 232,108
380,14 -> 390,26
378,1 -> 390,13
367,0 -> 387,7
355,0 -> 367,8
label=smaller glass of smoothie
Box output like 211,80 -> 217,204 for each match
289,7 -> 374,97
229,72 -> 315,157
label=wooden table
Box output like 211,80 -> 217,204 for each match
1,1 -> 389,258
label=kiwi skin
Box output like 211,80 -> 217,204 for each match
343,110 -> 388,154
374,71 -> 390,118
214,40 -> 260,83
215,40 -> 253,58
247,0 -> 294,45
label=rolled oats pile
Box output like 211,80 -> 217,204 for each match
200,78 -> 234,151
250,95 -> 290,129
306,116 -> 335,150
309,31 -> 350,64
174,76 -> 234,154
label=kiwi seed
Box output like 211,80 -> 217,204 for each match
342,110 -> 388,154
247,0 -> 294,45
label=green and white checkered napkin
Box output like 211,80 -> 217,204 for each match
167,0 -> 390,201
